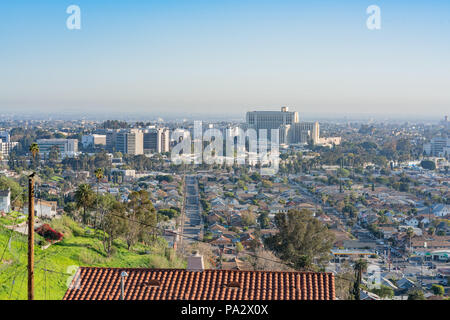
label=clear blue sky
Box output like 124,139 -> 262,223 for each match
0,0 -> 449,118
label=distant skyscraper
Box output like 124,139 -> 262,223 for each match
246,107 -> 299,140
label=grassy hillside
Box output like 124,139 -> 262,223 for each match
0,216 -> 185,300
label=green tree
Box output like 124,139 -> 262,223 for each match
258,212 -> 270,229
48,145 -> 60,163
235,242 -> 244,257
371,285 -> 394,299
408,289 -> 425,300
406,227 -> 414,252
29,142 -> 40,170
126,190 -> 157,250
241,211 -> 256,227
94,168 -> 104,229
420,160 -> 436,170
74,184 -> 95,225
353,259 -> 368,300
431,284 -> 445,296
264,209 -> 335,271
101,199 -> 127,256
158,208 -> 179,219
0,176 -> 24,208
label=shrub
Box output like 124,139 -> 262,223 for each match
35,224 -> 64,242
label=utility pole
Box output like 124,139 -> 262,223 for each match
28,173 -> 35,301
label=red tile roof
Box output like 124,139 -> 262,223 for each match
63,267 -> 335,300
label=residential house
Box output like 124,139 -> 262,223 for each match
35,199 -> 58,219
432,204 -> 450,217
0,188 -> 11,213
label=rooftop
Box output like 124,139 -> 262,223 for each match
63,267 -> 335,300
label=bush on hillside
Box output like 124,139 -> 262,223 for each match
35,224 -> 63,242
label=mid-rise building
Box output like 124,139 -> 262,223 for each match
0,140 -> 18,158
37,139 -> 78,157
81,134 -> 107,149
144,128 -> 170,153
0,131 -> 18,158
423,136 -> 450,157
106,130 -> 119,152
115,129 -> 144,155
282,122 -> 320,145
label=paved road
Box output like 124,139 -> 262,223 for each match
182,175 -> 203,244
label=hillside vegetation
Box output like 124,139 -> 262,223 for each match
0,216 -> 184,300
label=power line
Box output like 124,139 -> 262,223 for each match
0,189 -> 26,263
105,211 -> 355,282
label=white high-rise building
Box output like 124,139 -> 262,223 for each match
284,122 -> 320,145
37,139 -> 78,157
423,136 -> 450,157
246,107 -> 299,140
0,131 -> 18,158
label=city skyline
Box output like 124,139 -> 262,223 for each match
1,1 -> 450,117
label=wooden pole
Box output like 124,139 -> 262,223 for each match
28,173 -> 35,300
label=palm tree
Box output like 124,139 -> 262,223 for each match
75,184 -> 95,226
94,168 -> 104,230
29,142 -> 39,170
353,259 -> 368,300
406,227 -> 414,253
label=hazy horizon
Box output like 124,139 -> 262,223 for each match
1,0 -> 449,117
0,109 -> 446,124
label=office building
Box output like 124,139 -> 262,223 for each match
0,131 -> 18,158
116,129 -> 144,155
424,136 -> 450,157
283,122 -> 320,145
246,107 -> 299,140
37,139 -> 78,157
81,134 -> 107,149
106,130 -> 119,152
144,128 -> 170,154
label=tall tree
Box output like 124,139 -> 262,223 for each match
406,227 -> 414,253
264,209 -> 334,271
74,184 -> 95,225
101,199 -> 127,256
29,142 -> 40,170
352,259 -> 368,300
126,190 -> 157,250
94,168 -> 104,230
